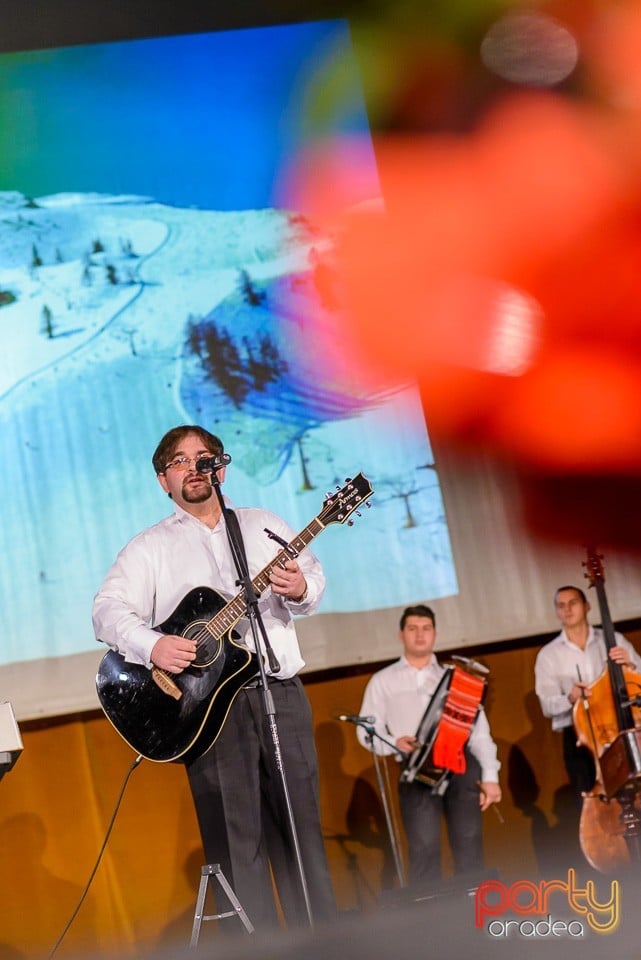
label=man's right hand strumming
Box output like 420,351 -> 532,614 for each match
151,634 -> 197,673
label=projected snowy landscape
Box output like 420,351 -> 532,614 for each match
0,22 -> 457,668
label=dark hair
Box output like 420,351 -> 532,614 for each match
554,585 -> 588,605
400,604 -> 435,630
152,425 -> 224,475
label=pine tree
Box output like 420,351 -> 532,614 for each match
0,289 -> 16,307
238,269 -> 264,306
41,305 -> 55,338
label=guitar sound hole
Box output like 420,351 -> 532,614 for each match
184,620 -> 222,667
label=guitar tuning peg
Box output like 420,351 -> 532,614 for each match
347,519 -> 354,526
344,477 -> 352,483
355,511 -> 362,518
365,500 -> 372,508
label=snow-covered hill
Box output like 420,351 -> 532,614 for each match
0,190 -> 317,397
0,189 -> 456,669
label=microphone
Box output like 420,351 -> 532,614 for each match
336,714 -> 376,725
195,453 -> 232,474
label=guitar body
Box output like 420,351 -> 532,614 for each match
96,586 -> 258,764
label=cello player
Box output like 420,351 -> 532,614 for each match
535,585 -> 641,809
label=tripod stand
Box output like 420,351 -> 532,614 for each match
190,864 -> 254,947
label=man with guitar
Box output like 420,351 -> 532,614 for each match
356,604 -> 501,888
92,424 -> 336,930
535,584 -> 641,809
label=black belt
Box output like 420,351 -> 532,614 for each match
243,676 -> 293,689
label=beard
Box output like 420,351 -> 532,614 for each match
182,478 -> 213,504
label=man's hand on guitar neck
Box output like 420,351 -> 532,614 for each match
151,634 -> 197,673
269,559 -> 308,602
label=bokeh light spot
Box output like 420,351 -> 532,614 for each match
481,12 -> 579,87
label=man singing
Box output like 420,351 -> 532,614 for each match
93,424 -> 335,929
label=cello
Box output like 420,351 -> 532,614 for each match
572,547 -> 641,872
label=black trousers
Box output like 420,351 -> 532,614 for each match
398,752 -> 484,888
186,677 -> 336,931
562,725 -> 596,809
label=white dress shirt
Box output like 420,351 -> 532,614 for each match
534,626 -> 641,730
357,655 -> 501,782
92,500 -> 325,678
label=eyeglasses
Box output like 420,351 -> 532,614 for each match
164,454 -> 215,472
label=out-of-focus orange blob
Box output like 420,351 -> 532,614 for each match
587,0 -> 641,115
492,349 -> 641,471
288,92 -> 641,470
284,6 -> 641,549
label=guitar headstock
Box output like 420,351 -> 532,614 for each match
583,545 -> 605,587
319,473 -> 374,527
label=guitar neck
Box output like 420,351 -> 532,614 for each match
196,472 -> 373,645
208,516 -> 326,637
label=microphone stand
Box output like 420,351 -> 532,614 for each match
356,720 -> 408,889
207,470 -> 315,928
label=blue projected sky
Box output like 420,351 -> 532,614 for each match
1,23 -> 370,210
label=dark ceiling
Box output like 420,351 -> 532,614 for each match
1,0 -> 362,53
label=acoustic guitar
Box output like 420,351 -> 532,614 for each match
96,473 -> 373,763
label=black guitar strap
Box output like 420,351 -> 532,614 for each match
221,504 -> 280,673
